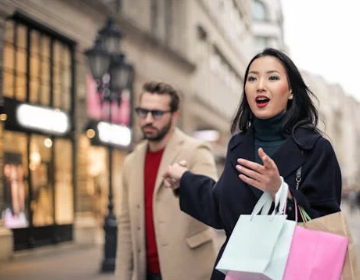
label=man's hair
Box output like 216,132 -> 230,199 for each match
142,81 -> 180,112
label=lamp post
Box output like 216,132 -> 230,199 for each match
85,17 -> 134,273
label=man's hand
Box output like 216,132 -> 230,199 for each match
163,161 -> 188,190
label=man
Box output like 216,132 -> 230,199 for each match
117,81 -> 219,280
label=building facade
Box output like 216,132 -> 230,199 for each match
0,0 -> 255,259
302,71 -> 360,191
250,0 -> 360,191
0,13 -> 76,252
182,0 -> 253,165
251,0 -> 286,54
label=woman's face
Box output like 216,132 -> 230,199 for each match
245,56 -> 293,119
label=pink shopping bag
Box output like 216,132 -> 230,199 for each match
283,225 -> 348,280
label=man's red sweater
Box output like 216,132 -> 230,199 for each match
144,148 -> 164,274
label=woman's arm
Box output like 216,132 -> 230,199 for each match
179,171 -> 224,229
163,144 -> 224,229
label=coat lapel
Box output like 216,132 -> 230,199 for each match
154,128 -> 183,195
271,136 -> 305,180
132,141 -> 147,210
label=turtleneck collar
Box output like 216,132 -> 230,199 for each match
253,113 -> 287,141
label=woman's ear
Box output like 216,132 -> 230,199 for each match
289,89 -> 293,100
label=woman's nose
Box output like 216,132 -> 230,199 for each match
256,78 -> 266,92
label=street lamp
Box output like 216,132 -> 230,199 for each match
85,17 -> 134,273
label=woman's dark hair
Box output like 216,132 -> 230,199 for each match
230,48 -> 319,134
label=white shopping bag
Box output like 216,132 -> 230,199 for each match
216,180 -> 296,280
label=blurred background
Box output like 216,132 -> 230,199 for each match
0,0 -> 359,279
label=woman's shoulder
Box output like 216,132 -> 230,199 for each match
292,127 -> 333,152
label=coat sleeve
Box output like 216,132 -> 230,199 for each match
178,142 -> 225,229
116,156 -> 133,280
287,137 -> 342,220
179,171 -> 224,229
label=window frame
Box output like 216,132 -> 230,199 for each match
253,0 -> 268,22
3,13 -> 75,114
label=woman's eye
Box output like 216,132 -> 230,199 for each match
269,76 -> 280,81
247,76 -> 256,82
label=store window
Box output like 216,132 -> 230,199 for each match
53,41 -> 72,110
3,21 -> 15,98
16,24 -> 27,101
54,139 -> 73,224
2,132 -> 74,228
2,132 -> 29,228
2,19 -> 72,111
1,15 -> 75,245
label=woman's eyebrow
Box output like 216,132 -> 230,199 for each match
248,70 -> 280,74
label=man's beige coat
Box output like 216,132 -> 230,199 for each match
117,128 -> 219,280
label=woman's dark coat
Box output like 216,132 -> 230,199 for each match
179,127 -> 342,280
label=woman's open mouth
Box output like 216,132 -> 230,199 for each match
255,96 -> 270,108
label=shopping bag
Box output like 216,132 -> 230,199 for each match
283,225 -> 348,280
216,180 -> 296,280
291,208 -> 359,280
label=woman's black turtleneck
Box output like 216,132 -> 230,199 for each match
253,113 -> 287,164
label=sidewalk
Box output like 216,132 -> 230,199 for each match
0,244 -> 117,280
0,201 -> 359,280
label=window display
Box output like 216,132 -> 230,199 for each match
2,131 -> 74,228
2,152 -> 28,228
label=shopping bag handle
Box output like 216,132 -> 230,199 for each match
293,198 -> 311,223
274,177 -> 288,215
251,177 -> 288,218
251,192 -> 273,216
260,178 -> 288,216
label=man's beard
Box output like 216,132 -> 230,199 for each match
141,120 -> 172,142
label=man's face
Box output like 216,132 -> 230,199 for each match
136,92 -> 177,142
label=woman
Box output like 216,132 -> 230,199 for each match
162,48 -> 342,280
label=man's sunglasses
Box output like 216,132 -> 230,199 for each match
135,107 -> 172,120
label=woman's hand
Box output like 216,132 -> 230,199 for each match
163,161 -> 188,190
236,148 -> 282,199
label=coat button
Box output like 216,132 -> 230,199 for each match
138,249 -> 141,253
138,227 -> 141,231
137,204 -> 140,209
